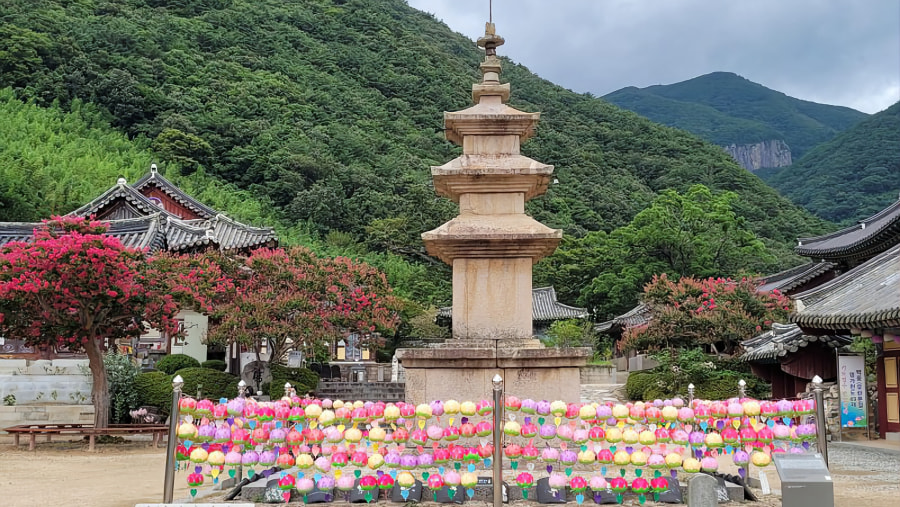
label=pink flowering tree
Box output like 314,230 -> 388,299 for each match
0,217 -> 233,428
207,247 -> 400,365
620,274 -> 792,354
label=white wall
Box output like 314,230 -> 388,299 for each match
141,310 -> 209,363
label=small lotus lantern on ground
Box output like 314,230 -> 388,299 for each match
278,474 -> 295,491
570,476 -> 588,493
378,474 -> 395,491
516,472 -> 535,498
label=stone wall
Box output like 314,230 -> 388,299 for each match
0,404 -> 94,433
0,359 -> 92,405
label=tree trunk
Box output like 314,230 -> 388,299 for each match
84,337 -> 110,429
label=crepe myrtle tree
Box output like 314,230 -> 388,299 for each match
0,216 -> 234,428
207,246 -> 400,365
620,273 -> 792,355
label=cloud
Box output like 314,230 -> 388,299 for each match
407,0 -> 900,113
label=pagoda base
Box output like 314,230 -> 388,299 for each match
396,340 -> 591,405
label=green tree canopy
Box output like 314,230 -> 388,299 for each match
538,185 -> 776,319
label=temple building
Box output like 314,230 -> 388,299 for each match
0,165 -> 277,366
748,195 -> 900,440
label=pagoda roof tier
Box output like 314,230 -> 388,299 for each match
443,103 -> 541,146
134,166 -> 218,219
792,242 -> 900,331
796,197 -> 900,261
432,154 -> 553,202
422,214 -> 561,264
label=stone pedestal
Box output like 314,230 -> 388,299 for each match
397,341 -> 590,405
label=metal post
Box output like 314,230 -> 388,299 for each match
163,375 -> 184,503
491,374 -> 504,507
812,375 -> 828,467
236,379 -> 247,481
687,383 -> 695,407
738,379 -> 746,399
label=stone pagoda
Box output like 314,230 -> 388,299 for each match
396,23 -> 590,404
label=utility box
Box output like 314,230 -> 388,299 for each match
773,453 -> 834,507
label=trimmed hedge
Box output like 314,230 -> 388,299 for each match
134,371 -> 173,413
176,367 -> 239,401
625,368 -> 769,401
156,354 -> 200,374
133,368 -> 239,415
625,371 -> 655,401
268,364 -> 319,399
201,359 -> 227,371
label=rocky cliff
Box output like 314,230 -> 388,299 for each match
722,139 -> 792,171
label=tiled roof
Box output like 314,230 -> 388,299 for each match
165,215 -> 277,252
795,197 -> 900,261
792,242 -> 900,330
757,261 -> 835,293
134,167 -> 218,219
2,169 -> 277,254
0,214 -> 167,252
437,286 -> 588,322
68,181 -> 178,220
740,322 -> 852,363
594,303 -> 651,333
531,287 -> 590,321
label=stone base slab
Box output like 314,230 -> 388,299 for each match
397,342 -> 589,405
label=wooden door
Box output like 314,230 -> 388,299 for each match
885,352 -> 900,433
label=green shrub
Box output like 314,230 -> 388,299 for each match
625,372 -> 654,401
134,371 -> 173,414
201,359 -> 227,371
156,354 -> 200,374
269,365 -> 319,399
133,368 -> 239,415
623,348 -> 771,401
175,367 -> 239,401
104,353 -> 141,423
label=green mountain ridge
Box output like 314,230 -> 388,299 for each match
760,101 -> 900,224
604,72 -> 868,160
0,0 -> 830,305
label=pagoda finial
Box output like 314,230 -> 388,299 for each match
473,21 -> 508,103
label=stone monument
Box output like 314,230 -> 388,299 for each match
396,22 -> 590,404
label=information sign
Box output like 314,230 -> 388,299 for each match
838,354 -> 868,428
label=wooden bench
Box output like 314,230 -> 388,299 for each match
4,423 -> 169,451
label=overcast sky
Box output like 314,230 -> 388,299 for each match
406,0 -> 900,114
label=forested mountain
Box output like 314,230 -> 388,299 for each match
760,101 -> 900,224
0,89 -> 450,305
0,0 -> 828,310
603,72 -> 868,163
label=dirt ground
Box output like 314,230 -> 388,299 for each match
0,440 -> 896,507
0,440 -> 191,507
